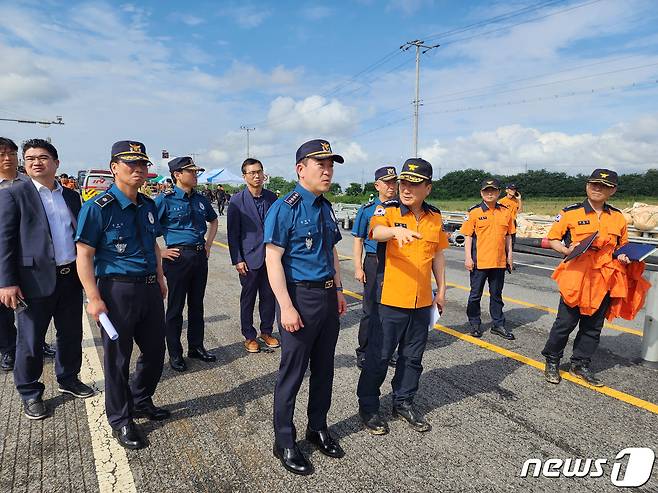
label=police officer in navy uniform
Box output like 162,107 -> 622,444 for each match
351,166 -> 397,369
264,139 -> 347,476
76,141 -> 170,450
155,157 -> 219,372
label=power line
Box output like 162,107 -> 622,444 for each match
0,116 -> 64,126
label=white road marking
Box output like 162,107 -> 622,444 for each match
79,313 -> 137,493
513,261 -> 556,272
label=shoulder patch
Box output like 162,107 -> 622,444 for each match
94,193 -> 115,208
467,204 -> 480,212
382,199 -> 399,208
562,203 -> 583,212
373,205 -> 386,216
363,200 -> 375,208
283,191 -> 301,207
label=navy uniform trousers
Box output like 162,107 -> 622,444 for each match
467,268 -> 506,328
356,253 -> 378,363
238,266 -> 275,340
542,293 -> 611,365
357,303 -> 431,413
163,248 -> 208,357
273,284 -> 340,449
0,304 -> 16,357
98,278 -> 165,430
15,266 -> 82,401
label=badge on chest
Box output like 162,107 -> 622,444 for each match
305,232 -> 313,250
578,220 -> 590,225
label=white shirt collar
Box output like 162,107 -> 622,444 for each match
31,177 -> 62,193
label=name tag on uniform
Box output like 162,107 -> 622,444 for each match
578,220 -> 590,225
394,223 -> 407,228
478,216 -> 488,221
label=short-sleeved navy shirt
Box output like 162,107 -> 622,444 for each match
263,183 -> 342,283
154,186 -> 217,247
75,184 -> 162,276
351,198 -> 381,254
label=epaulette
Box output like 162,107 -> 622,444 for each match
607,204 -> 622,213
425,203 -> 441,214
562,203 -> 583,212
283,191 -> 301,207
467,203 -> 480,212
381,199 -> 399,208
164,189 -> 175,195
496,202 -> 508,209
94,193 -> 115,208
363,200 -> 375,208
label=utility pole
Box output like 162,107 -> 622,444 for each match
401,40 -> 439,157
240,125 -> 255,158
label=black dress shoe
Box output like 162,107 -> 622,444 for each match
112,422 -> 146,450
392,403 -> 431,432
23,398 -> 48,420
58,378 -> 95,398
134,402 -> 171,421
305,427 -> 345,458
569,363 -> 603,387
273,444 -> 314,475
470,325 -> 483,338
42,342 -> 56,358
1,352 -> 14,371
169,355 -> 187,372
188,346 -> 216,362
491,326 -> 515,340
359,410 -> 389,435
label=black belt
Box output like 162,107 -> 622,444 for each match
290,279 -> 334,289
101,274 -> 157,284
57,262 -> 75,276
365,252 -> 378,257
169,244 -> 205,252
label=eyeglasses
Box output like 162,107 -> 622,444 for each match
0,151 -> 18,159
244,170 -> 264,177
24,155 -> 52,163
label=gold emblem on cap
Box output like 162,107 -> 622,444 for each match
407,164 -> 418,171
387,168 -> 395,175
321,142 -> 331,152
129,143 -> 141,153
600,173 -> 609,178
487,180 -> 494,184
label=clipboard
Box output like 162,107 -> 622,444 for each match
564,232 -> 598,262
614,242 -> 657,262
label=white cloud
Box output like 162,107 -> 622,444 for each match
339,141 -> 368,163
301,5 -> 333,20
387,0 -> 434,16
178,14 -> 205,26
418,116 -> 658,176
267,95 -> 357,135
218,4 -> 272,29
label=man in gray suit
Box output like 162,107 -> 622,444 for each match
0,139 -> 94,419
227,158 -> 279,353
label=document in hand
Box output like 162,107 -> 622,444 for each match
614,242 -> 657,262
564,232 -> 598,262
428,304 -> 441,331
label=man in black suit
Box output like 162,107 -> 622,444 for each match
227,158 -> 279,353
0,139 -> 94,420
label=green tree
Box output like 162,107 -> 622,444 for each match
330,183 -> 342,195
266,176 -> 296,195
345,182 -> 363,196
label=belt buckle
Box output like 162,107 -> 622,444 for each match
196,244 -> 204,252
59,267 -> 71,275
146,274 -> 157,284
324,279 -> 334,289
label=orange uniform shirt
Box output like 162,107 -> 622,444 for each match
498,195 -> 520,219
548,200 -> 630,315
460,202 -> 516,269
369,200 -> 449,309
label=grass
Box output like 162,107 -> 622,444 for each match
430,196 -> 657,216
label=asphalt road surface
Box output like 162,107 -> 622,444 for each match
1,213 -> 656,492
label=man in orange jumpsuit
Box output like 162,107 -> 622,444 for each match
542,169 -> 631,387
499,183 -> 521,248
357,158 -> 448,435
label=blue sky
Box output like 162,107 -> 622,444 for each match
1,0 -> 658,184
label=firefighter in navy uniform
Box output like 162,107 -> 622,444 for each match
541,169 -> 632,387
75,141 -> 170,450
155,157 -> 219,372
264,139 -> 347,476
